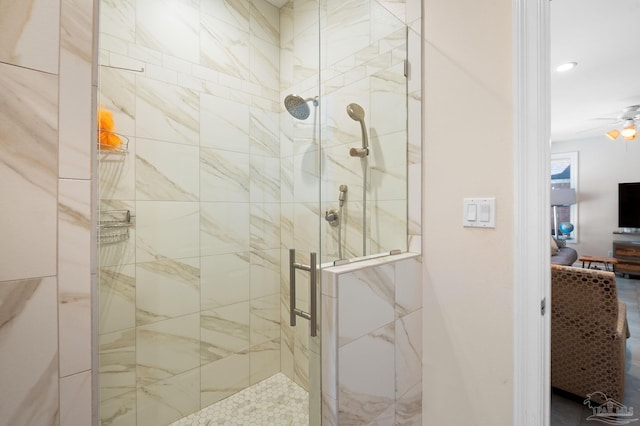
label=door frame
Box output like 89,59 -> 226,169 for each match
513,0 -> 551,425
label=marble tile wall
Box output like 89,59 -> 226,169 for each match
0,0 -> 96,425
321,253 -> 423,425
98,0 -> 283,424
279,0 -> 422,397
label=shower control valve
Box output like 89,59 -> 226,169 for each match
325,209 -> 340,227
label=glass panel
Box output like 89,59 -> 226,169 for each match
96,0 -> 410,424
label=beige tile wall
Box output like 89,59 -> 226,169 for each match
0,0 -> 96,425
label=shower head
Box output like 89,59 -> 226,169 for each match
339,184 -> 348,207
346,103 -> 369,156
346,103 -> 365,122
284,94 -> 318,120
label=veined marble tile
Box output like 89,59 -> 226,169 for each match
99,264 -> 136,334
376,0 -> 407,25
395,257 -> 422,317
395,309 -> 422,398
100,390 -> 136,426
292,23 -> 319,84
338,322 -> 395,424
250,293 -> 280,346
326,0 -> 369,67
324,79 -> 370,148
99,137 -> 136,201
136,0 -> 199,63
250,337 -> 280,385
371,63 -> 407,137
200,93 -> 250,152
406,0 -> 421,28
100,0 -> 135,43
136,313 -> 200,386
250,204 -> 281,251
250,35 -> 279,91
137,367 -> 200,426
321,293 -> 338,400
200,14 -> 250,80
250,108 -> 280,157
201,0 -> 250,31
200,202 -> 250,256
98,67 -> 136,138
0,0 -> 60,73
396,380 -> 422,426
323,143 -> 365,202
59,179 -> 92,376
407,93 -> 421,165
136,258 -> 200,326
59,0 -> 94,179
369,134 -> 407,201
200,148 -> 250,202
136,201 -> 200,263
291,150 -> 321,204
136,138 -> 199,201
250,0 -> 279,45
136,76 -> 199,145
368,200 -> 407,254
0,63 -> 57,282
370,403 -> 396,426
293,203 -> 322,255
293,321 -> 310,391
250,249 -> 280,298
201,302 -> 250,364
99,328 -> 136,402
0,278 -> 59,426
338,263 -> 395,347
201,252 -> 250,310
280,298 -> 294,380
251,155 -> 280,203
60,370 -> 92,426
200,352 -> 250,407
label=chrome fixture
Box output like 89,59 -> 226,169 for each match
347,103 -> 369,157
289,249 -> 317,337
284,94 -> 319,120
325,209 -> 340,226
339,184 -> 347,207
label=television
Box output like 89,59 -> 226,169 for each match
618,182 -> 640,229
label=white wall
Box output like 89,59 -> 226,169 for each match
423,0 -> 515,425
552,136 -> 640,257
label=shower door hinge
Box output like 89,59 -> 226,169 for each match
540,298 -> 546,316
404,59 -> 409,78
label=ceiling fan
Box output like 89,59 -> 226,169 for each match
599,105 -> 640,141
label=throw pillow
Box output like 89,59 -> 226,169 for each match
554,237 -> 566,248
551,236 -> 559,256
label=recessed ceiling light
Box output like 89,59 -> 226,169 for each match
556,62 -> 578,72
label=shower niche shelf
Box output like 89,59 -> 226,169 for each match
98,209 -> 134,244
98,130 -> 130,154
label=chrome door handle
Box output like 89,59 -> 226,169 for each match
289,249 -> 317,337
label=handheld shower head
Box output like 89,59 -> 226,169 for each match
284,94 -> 318,120
346,103 -> 369,156
339,184 -> 348,207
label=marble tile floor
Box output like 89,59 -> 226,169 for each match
551,275 -> 640,426
169,373 -> 309,426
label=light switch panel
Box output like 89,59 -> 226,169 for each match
463,198 -> 496,228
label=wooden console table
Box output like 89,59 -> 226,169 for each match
578,255 -> 618,272
613,241 -> 640,276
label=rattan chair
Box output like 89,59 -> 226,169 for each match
551,265 -> 630,404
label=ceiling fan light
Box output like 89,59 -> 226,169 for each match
606,129 -> 621,140
621,120 -> 637,139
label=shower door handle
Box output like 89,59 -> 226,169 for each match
289,249 -> 317,337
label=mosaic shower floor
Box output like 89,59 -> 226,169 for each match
169,373 -> 309,426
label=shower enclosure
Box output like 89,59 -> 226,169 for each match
97,0 -> 418,424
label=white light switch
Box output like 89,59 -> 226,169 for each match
467,203 -> 477,221
463,198 -> 496,228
